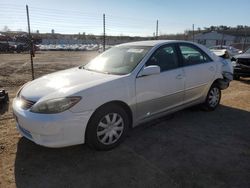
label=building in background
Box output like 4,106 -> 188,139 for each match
194,31 -> 235,47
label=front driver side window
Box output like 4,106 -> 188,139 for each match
146,45 -> 178,72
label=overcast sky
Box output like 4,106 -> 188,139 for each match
1,0 -> 250,36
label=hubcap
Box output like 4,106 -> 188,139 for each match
97,113 -> 124,145
208,87 -> 220,107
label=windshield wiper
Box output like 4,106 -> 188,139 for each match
79,66 -> 111,74
78,65 -> 85,69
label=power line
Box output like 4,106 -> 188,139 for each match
0,4 -> 195,36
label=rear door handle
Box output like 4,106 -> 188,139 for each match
176,74 -> 183,79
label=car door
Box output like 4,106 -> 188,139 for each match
178,43 -> 216,104
135,44 -> 185,121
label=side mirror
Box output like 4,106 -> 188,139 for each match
139,65 -> 160,77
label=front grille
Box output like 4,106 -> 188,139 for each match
20,96 -> 36,110
238,58 -> 250,67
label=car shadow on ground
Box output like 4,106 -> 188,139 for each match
239,78 -> 250,85
14,105 -> 250,188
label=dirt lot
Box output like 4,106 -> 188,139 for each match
0,51 -> 250,188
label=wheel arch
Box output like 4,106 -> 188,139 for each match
211,78 -> 229,90
86,100 -> 133,130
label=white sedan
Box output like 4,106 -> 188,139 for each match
13,40 -> 233,150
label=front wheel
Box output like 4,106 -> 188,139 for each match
202,84 -> 221,111
86,104 -> 129,150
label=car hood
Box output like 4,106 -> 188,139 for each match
234,53 -> 250,59
20,67 -> 121,101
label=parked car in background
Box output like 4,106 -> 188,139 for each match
16,43 -> 30,53
0,41 -> 15,53
13,40 -> 233,150
0,89 -> 9,104
210,45 -> 242,58
231,47 -> 250,80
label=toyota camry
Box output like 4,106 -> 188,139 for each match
13,40 -> 233,150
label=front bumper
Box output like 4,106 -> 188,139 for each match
234,66 -> 250,77
12,98 -> 93,148
217,79 -> 230,90
216,72 -> 233,90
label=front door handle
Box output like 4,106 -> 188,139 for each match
209,66 -> 215,71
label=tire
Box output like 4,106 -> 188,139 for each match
202,84 -> 221,111
86,104 -> 130,150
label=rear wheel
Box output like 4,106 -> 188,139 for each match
86,104 -> 129,150
202,84 -> 221,111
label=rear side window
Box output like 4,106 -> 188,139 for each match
146,45 -> 178,72
179,44 -> 212,66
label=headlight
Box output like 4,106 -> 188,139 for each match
30,96 -> 81,114
231,57 -> 239,67
231,61 -> 236,67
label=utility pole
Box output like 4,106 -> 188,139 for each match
220,33 -> 224,48
103,14 -> 106,51
26,5 -> 34,80
192,24 -> 195,42
220,27 -> 226,48
156,20 -> 159,39
243,26 -> 247,51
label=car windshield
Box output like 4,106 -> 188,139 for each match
83,45 -> 151,75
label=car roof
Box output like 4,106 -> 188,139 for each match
210,45 -> 237,49
116,40 -> 220,62
117,40 -> 191,47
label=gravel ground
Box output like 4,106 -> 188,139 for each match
0,51 -> 250,188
